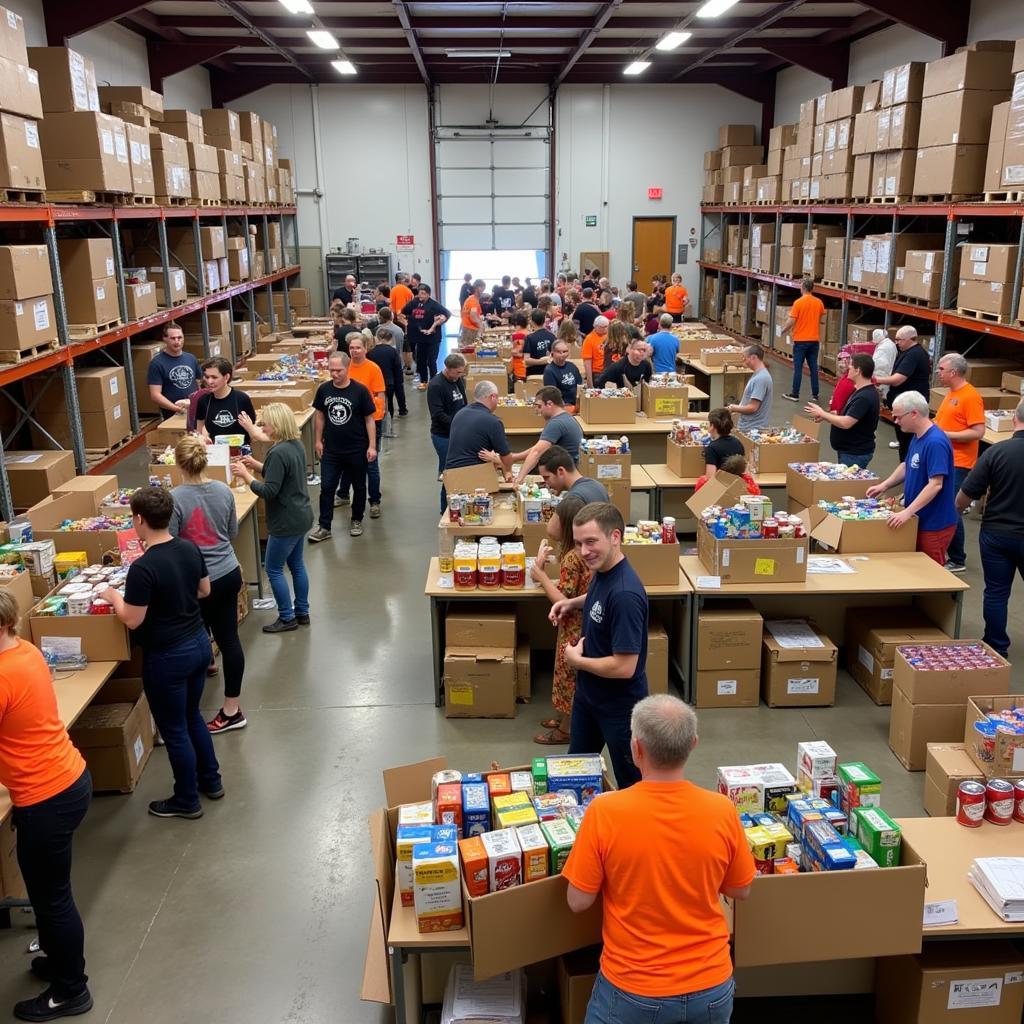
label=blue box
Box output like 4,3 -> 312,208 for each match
461,783 -> 491,838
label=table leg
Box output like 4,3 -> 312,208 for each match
252,511 -> 264,598
432,596 -> 443,707
687,593 -> 702,704
389,945 -> 407,1024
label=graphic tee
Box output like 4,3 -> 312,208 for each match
313,379 -> 376,455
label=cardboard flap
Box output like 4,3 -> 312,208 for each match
361,808 -> 393,1003
764,627 -> 837,662
793,413 -> 820,440
685,470 -> 744,519
810,512 -> 844,550
443,462 -> 501,495
382,756 -> 448,809
444,646 -> 515,661
27,491 -> 94,530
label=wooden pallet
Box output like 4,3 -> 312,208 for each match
867,195 -> 908,205
893,293 -> 940,310
0,188 -> 44,205
85,434 -> 133,469
910,194 -> 979,204
956,306 -> 1012,325
0,339 -> 60,365
156,195 -> 189,206
113,193 -> 156,207
68,318 -> 123,339
46,189 -> 131,205
820,280 -> 845,290
983,190 -> 1024,204
188,197 -> 220,207
777,272 -> 799,280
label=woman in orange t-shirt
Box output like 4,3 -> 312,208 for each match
0,591 -> 93,1018
509,311 -> 529,381
662,272 -> 690,323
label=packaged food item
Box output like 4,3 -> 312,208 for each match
396,824 -> 435,906
516,824 -> 550,883
564,805 -> 586,832
461,783 -> 491,838
545,755 -> 603,805
435,782 -> 464,835
796,741 -> 837,784
717,766 -> 765,814
533,792 -> 566,822
956,780 -> 986,827
458,836 -> 489,897
837,762 -> 881,814
540,819 -> 576,874
480,828 -> 523,892
984,778 -> 1014,826
850,807 -> 901,867
431,769 -> 462,807
509,771 -> 533,796
413,841 -> 464,933
487,773 -> 512,809
788,462 -> 878,482
531,757 -> 548,795
493,792 -> 539,830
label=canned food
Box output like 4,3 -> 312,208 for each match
1014,780 -> 1024,824
985,778 -> 1014,825
661,517 -> 676,544
956,780 -> 986,827
762,518 -> 779,539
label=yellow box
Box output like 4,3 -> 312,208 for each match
53,551 -> 88,578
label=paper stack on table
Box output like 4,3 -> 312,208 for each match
968,857 -> 1024,922
442,963 -> 525,1024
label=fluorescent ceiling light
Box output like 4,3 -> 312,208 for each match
655,31 -> 692,50
445,49 -> 511,58
623,60 -> 651,75
695,0 -> 741,17
278,0 -> 313,13
332,59 -> 357,75
307,29 -> 339,48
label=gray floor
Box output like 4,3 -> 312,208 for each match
0,360 -> 1019,1023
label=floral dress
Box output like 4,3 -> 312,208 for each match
552,550 -> 590,715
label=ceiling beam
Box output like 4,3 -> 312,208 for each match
392,0 -> 431,87
554,0 -> 625,86
757,40 -> 850,87
214,0 -> 314,86
857,0 -> 969,54
44,0 -> 150,45
148,41 -> 242,89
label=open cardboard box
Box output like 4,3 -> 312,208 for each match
577,393 -> 635,425
665,436 -> 707,479
53,474 -> 119,511
578,450 -> 630,484
739,416 -> 820,475
964,695 -> 1024,777
799,505 -> 918,554
443,462 -> 502,496
684,470 -> 746,519
785,464 -> 876,511
697,523 -> 809,584
30,593 -> 132,662
641,381 -> 688,418
27,491 -> 133,564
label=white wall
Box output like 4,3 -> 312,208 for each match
4,0 -> 43,45
969,0 -> 1024,43
774,65 -> 829,125
163,66 -> 212,112
847,24 -> 942,86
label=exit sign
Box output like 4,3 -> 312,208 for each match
648,187 -> 663,200
396,234 -> 415,249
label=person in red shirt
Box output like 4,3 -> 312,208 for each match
829,348 -> 855,413
782,279 -> 826,403
564,694 -> 754,1023
0,591 -> 93,1020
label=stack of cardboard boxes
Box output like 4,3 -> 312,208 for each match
26,365 -> 130,451
853,66 -> 922,201
748,220 -> 774,273
443,612 -> 529,719
0,11 -> 45,195
694,602 -> 763,708
894,248 -> 958,307
956,242 -> 1019,320
758,124 -> 794,203
846,232 -> 944,295
811,86 -> 862,201
783,101 -> 814,201
801,225 -> 844,281
985,40 -> 1024,203
57,237 -> 120,329
702,124 -> 763,206
0,244 -> 57,356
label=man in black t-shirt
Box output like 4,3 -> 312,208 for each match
806,354 -> 880,468
458,273 -> 474,308
596,339 -> 653,389
572,288 -> 601,336
401,285 -> 450,388
493,275 -> 516,318
876,326 -> 931,462
196,358 -> 257,442
310,353 -> 377,541
524,309 -> 556,376
445,381 -> 514,477
331,274 -> 357,306
522,278 -> 538,309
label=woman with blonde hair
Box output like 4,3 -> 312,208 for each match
170,435 -> 246,735
556,318 -> 579,349
604,319 -> 631,366
231,403 -> 313,634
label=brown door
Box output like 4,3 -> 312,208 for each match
632,218 -> 675,291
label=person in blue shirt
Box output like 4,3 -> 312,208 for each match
542,339 -> 583,409
647,313 -> 681,373
147,323 -> 201,420
550,502 -> 648,788
865,390 -> 958,566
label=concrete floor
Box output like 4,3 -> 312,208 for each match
0,359 -> 1019,1023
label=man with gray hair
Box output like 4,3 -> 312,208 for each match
875,326 -> 931,461
444,379 -> 514,479
866,391 -> 958,565
563,693 -> 754,1024
956,399 -> 1024,658
647,313 -> 681,373
728,344 -> 773,431
934,351 -> 985,573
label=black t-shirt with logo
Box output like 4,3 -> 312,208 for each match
493,287 -> 516,313
313,380 -> 375,456
524,328 -> 557,375
196,388 -> 257,441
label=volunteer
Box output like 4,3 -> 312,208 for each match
447,381 -> 514,480
805,354 -> 879,468
103,487 -> 223,820
336,336 -> 386,522
0,590 -> 93,1022
147,322 -> 200,420
704,408 -> 745,478
531,494 -> 589,747
647,313 -> 681,373
581,316 -> 610,386
400,284 -> 450,389
231,403 -> 313,632
564,694 -> 754,1024
552,502 -> 649,789
332,308 -> 364,355
727,345 -> 772,431
596,338 -> 653,389
330,273 -> 357,306
871,328 -> 897,395
169,436 -> 246,735
572,288 -> 602,336
623,281 -> 647,322
368,326 -> 407,421
957,399 -> 1024,658
933,353 -> 985,574
866,391 -> 958,565
309,353 -> 376,541
828,347 -> 855,414
195,357 -> 256,442
511,387 -> 584,483
457,273 -> 474,308
459,278 -> 485,345
542,339 -> 584,410
537,446 -> 609,504
781,279 -> 825,403
660,272 -> 690,323
524,309 -> 557,376
875,326 -> 931,462
427,353 -> 468,512
389,273 -> 415,376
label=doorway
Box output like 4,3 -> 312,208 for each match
632,218 -> 675,291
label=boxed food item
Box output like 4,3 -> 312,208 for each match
850,806 -> 901,867
893,641 -> 1011,705
396,824 -> 434,906
964,696 -> 1024,777
540,819 -> 576,874
837,762 -> 881,814
458,835 -> 488,897
480,828 -> 522,892
516,823 -> 550,883
412,841 -> 463,933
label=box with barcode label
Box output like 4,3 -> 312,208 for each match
761,622 -> 837,708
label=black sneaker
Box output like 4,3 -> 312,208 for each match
207,708 -> 246,734
944,560 -> 967,574
14,987 -> 92,1021
148,799 -> 203,820
296,614 -> 311,626
201,786 -> 225,800
29,958 -> 51,983
262,617 -> 298,633
782,393 -> 799,402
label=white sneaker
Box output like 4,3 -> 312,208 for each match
888,440 -> 899,449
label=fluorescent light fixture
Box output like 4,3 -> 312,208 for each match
623,60 -> 651,75
332,59 -> 357,75
307,29 -> 339,48
445,49 -> 512,58
655,31 -> 692,50
277,0 -> 313,13
695,0 -> 741,17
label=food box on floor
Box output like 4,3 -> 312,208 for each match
923,743 -> 986,817
761,622 -> 837,707
697,522 -> 808,584
964,695 -> 1024,777
875,941 -> 1024,1024
893,641 -> 1011,705
443,651 -> 516,719
621,539 -> 679,587
801,504 -> 918,554
888,689 -> 967,772
446,612 -> 516,649
647,622 -> 669,694
697,600 -> 763,670
558,948 -> 600,1024
696,669 -> 760,708
68,677 -> 154,792
577,392 -> 635,425
4,450 -> 75,509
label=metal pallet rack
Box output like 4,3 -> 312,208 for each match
0,202 -> 301,521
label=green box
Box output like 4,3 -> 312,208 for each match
532,757 -> 548,795
540,819 -> 575,874
837,761 -> 881,812
851,806 -> 901,868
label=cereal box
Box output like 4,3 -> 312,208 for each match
413,841 -> 464,933
398,801 -> 433,828
396,824 -> 434,906
458,836 -> 489,897
480,828 -> 522,892
486,773 -> 512,810
509,771 -> 534,797
461,783 -> 491,838
493,791 -> 539,830
431,769 -> 462,809
837,762 -> 881,814
436,782 -> 464,835
531,757 -> 548,795
516,824 -> 550,882
850,807 -> 901,868
752,763 -> 798,812
797,740 -> 837,781
717,766 -> 764,814
564,805 -> 586,832
533,792 -> 566,821
540,819 -> 576,874
545,755 -> 603,805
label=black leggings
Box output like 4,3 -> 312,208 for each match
201,566 -> 245,700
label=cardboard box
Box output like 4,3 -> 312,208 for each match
985,100 -> 1010,192
149,132 -> 189,198
694,668 -> 760,708
785,464 -> 875,509
893,640 -> 1011,705
446,611 -> 515,648
923,48 -> 1014,97
74,366 -> 125,412
665,438 -> 707,479
578,450 -> 630,485
577,393 -> 635,425
923,743 -> 985,817
912,144 -> 987,197
719,124 -> 755,148
804,504 -> 918,554
30,598 -> 131,661
98,85 -> 162,118
964,695 -> 1024,777
53,474 -> 118,509
27,491 -> 131,561
27,46 -> 97,113
0,293 -> 55,349
63,275 -> 118,327
125,121 -> 154,196
919,90 -> 1009,149
761,626 -> 837,707
557,948 -> 600,1024
697,522 -> 808,584
58,236 -> 114,290
875,942 -> 1024,1024
39,111 -> 131,192
0,111 -> 45,191
697,601 -> 762,670
443,651 -> 516,718
4,450 -> 75,508
622,541 -> 679,587
889,688 -> 967,771
125,280 -> 157,321
69,677 -> 154,792
641,381 -> 688,418
0,54 -> 40,120
647,622 -> 668,694
0,244 -> 50,300
957,278 -> 1014,317
0,568 -> 34,638
961,243 -> 1018,283
0,6 -> 27,67
738,432 -> 819,475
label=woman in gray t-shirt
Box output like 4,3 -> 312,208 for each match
169,436 -> 247,735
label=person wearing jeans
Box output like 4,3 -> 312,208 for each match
782,279 -> 826,402
805,354 -> 879,473
563,695 -> 754,1024
426,353 -> 468,512
105,486 -> 223,821
263,534 -> 310,624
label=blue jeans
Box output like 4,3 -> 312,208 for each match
569,688 -> 641,789
791,341 -> 819,399
432,433 -> 450,513
142,633 -> 221,810
946,466 -> 970,566
338,421 -> 382,506
321,450 -> 366,525
265,533 -> 310,621
836,450 -> 873,469
586,972 -> 735,1024
979,529 -> 1024,658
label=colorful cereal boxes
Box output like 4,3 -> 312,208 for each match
540,819 -> 576,874
516,824 -> 550,883
413,841 -> 463,933
480,828 -> 522,892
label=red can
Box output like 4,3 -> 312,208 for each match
956,780 -> 986,827
762,518 -> 779,538
985,778 -> 1014,825
1014,779 -> 1024,824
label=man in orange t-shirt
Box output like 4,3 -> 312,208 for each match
564,694 -> 754,1021
581,316 -> 610,386
390,274 -> 415,374
661,272 -> 690,323
460,279 -> 484,345
782,278 -> 826,403
338,334 -> 387,518
934,351 -> 986,572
